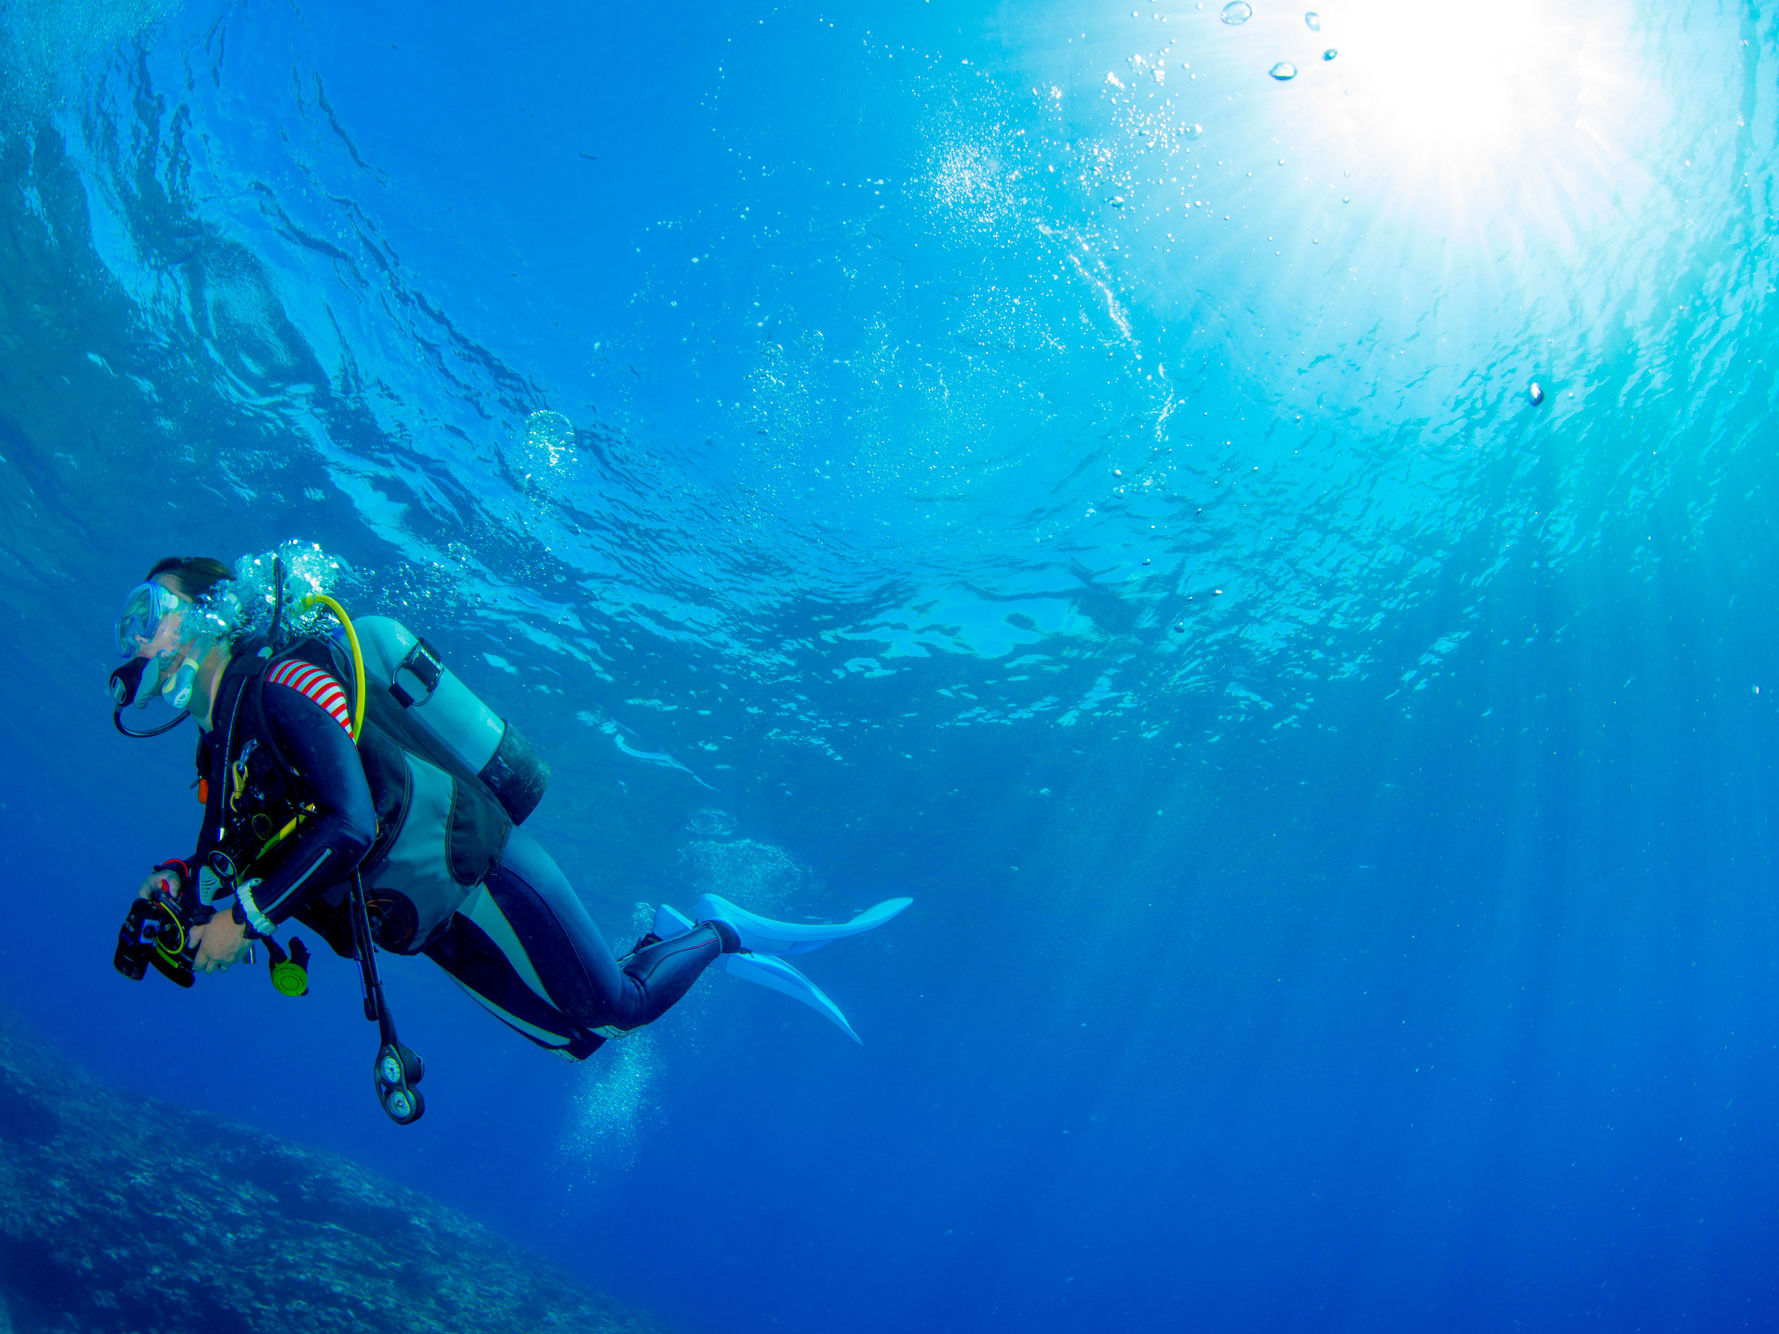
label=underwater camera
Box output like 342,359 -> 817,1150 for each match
114,885 -> 199,989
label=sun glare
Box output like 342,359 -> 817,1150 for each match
1312,0 -> 1649,238
1340,0 -> 1573,152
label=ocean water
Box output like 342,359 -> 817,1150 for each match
2,0 -> 1777,1330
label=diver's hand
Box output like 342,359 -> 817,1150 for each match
190,912 -> 251,974
136,867 -> 182,899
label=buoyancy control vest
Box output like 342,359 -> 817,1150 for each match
203,619 -> 549,954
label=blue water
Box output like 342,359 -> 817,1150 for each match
4,0 -> 1778,1329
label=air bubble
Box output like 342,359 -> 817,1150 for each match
1305,11 -> 1320,29
1269,61 -> 1298,80
1323,48 -> 1337,60
686,808 -> 738,838
1220,1 -> 1252,24
1184,122 -> 1204,139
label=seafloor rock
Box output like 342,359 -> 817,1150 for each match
0,1007 -> 665,1334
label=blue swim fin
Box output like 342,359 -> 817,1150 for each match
692,894 -> 913,956
654,903 -> 873,1043
718,951 -> 862,1044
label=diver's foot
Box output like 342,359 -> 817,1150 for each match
652,903 -> 740,953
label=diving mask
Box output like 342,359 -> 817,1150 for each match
113,580 -> 186,660
108,581 -> 207,717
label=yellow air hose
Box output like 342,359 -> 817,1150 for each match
301,593 -> 366,746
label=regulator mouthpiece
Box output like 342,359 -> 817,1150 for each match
109,656 -> 149,707
109,648 -> 191,738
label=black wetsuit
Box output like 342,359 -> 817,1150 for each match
181,649 -> 724,1059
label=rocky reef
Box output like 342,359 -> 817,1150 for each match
0,1007 -> 667,1334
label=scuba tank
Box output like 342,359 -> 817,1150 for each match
349,615 -> 550,824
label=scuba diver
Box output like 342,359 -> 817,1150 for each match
109,550 -> 908,1122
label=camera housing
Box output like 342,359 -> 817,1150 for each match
114,887 -> 197,989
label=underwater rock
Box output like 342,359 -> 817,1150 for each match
0,1007 -> 666,1334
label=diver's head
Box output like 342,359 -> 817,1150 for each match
143,555 -> 235,605
109,556 -> 239,734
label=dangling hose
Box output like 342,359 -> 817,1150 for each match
261,587 -> 420,1117
295,596 -> 423,1121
